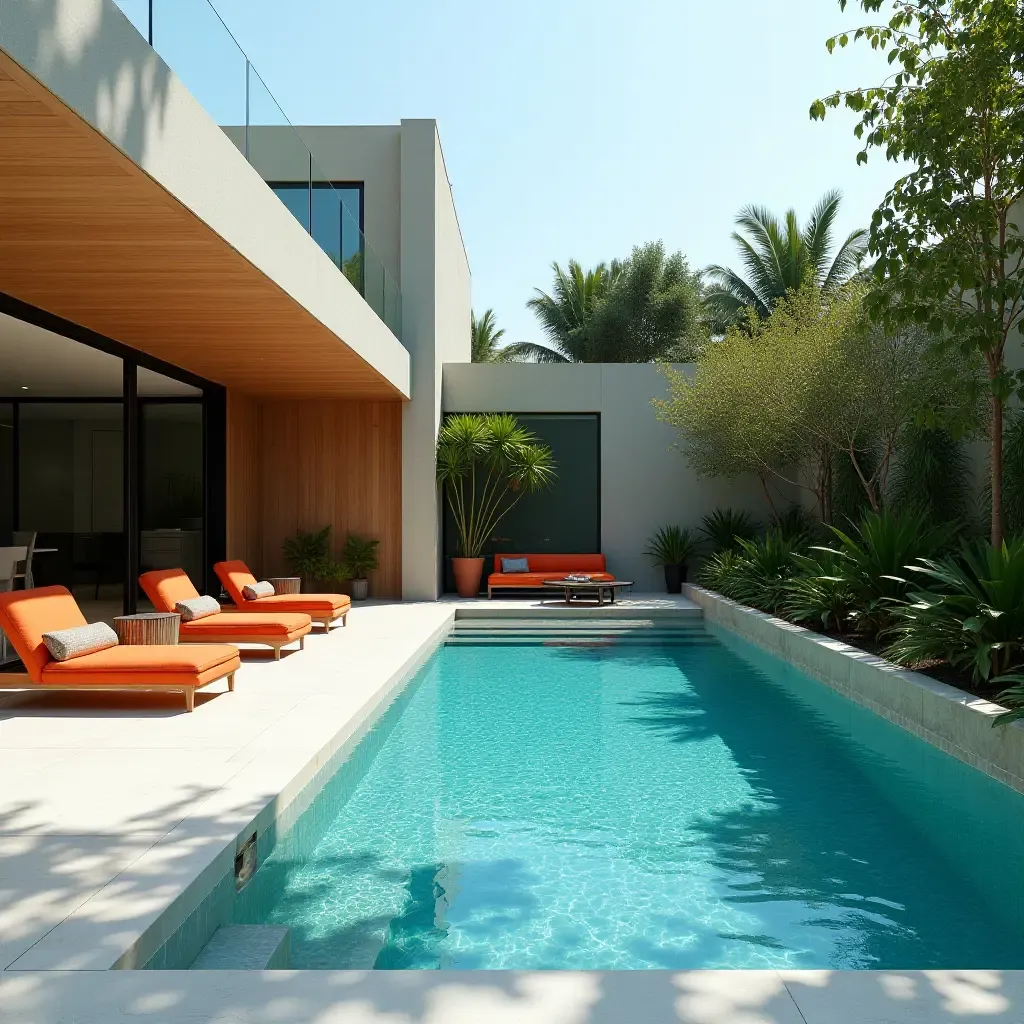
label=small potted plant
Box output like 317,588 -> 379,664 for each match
645,525 -> 700,594
341,534 -> 379,601
436,413 -> 557,597
283,526 -> 347,592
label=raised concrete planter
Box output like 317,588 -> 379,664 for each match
684,583 -> 1024,794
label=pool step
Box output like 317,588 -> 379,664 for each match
446,617 -> 712,646
190,925 -> 290,970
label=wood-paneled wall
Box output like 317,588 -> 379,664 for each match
226,391 -> 263,572
225,394 -> 402,599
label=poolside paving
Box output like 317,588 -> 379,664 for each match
3,967 -> 1024,1022
0,599 -> 457,972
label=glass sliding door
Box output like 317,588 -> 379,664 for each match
0,404 -> 12,545
1,300 -> 225,631
138,401 -> 205,603
17,402 -> 125,620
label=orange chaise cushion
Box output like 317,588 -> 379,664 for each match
140,568 -> 311,638
41,644 -> 240,687
243,593 -> 350,615
138,568 -> 202,612
0,586 -> 87,681
179,612 -> 311,639
214,561 -> 349,615
214,560 -> 259,607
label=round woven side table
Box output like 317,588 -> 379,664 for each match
114,612 -> 180,645
268,577 -> 301,595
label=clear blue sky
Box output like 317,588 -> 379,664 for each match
161,0 -> 907,348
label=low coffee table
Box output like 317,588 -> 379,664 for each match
542,579 -> 633,606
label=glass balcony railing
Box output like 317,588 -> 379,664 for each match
112,0 -> 402,342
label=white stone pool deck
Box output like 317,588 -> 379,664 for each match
2,593 -> 1024,1022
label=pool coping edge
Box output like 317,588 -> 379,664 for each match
683,584 -> 1024,795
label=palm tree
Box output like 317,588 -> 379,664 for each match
501,259 -> 621,363
704,190 -> 867,331
471,309 -> 510,362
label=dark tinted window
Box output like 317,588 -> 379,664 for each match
442,414 -> 600,590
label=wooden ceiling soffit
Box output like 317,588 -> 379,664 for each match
0,51 -> 404,400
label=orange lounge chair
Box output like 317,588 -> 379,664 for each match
214,560 -> 350,631
487,553 -> 615,598
139,569 -> 312,661
0,586 -> 239,712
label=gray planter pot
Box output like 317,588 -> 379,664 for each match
350,578 -> 369,601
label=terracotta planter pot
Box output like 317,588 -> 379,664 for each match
452,557 -> 485,598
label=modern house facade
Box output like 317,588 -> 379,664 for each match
0,0 -> 470,615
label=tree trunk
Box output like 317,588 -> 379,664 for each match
990,389 -> 1004,548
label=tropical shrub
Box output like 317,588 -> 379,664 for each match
770,505 -> 817,546
1004,411 -> 1024,538
283,525 -> 347,588
724,532 -> 805,614
820,509 -> 954,632
783,549 -> 856,633
697,548 -> 744,597
700,508 -> 758,553
340,534 -> 379,580
644,526 -> 700,567
888,425 -> 974,527
887,538 -> 1024,684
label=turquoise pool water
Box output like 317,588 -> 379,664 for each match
235,626 -> 1024,969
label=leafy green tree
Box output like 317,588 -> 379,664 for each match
507,243 -> 703,362
656,285 -> 981,521
471,309 -> 512,363
812,0 -> 1024,545
704,191 -> 867,331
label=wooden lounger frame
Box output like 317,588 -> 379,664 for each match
178,634 -> 304,660
0,668 -> 236,712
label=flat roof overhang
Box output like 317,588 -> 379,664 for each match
0,28 -> 409,401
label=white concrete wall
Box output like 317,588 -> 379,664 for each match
0,0 -> 408,395
398,120 -> 472,600
442,363 -> 794,591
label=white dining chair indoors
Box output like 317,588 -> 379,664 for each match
12,531 -> 37,590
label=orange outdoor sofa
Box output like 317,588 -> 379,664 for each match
0,587 -> 239,712
215,560 -> 350,630
139,569 -> 312,660
487,554 -> 614,598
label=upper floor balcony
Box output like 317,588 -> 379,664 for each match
111,0 -> 402,341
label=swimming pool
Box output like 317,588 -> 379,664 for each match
234,622 -> 1024,970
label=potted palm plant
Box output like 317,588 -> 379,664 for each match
645,525 -> 700,594
436,413 -> 557,597
341,534 -> 379,601
283,526 -> 348,592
